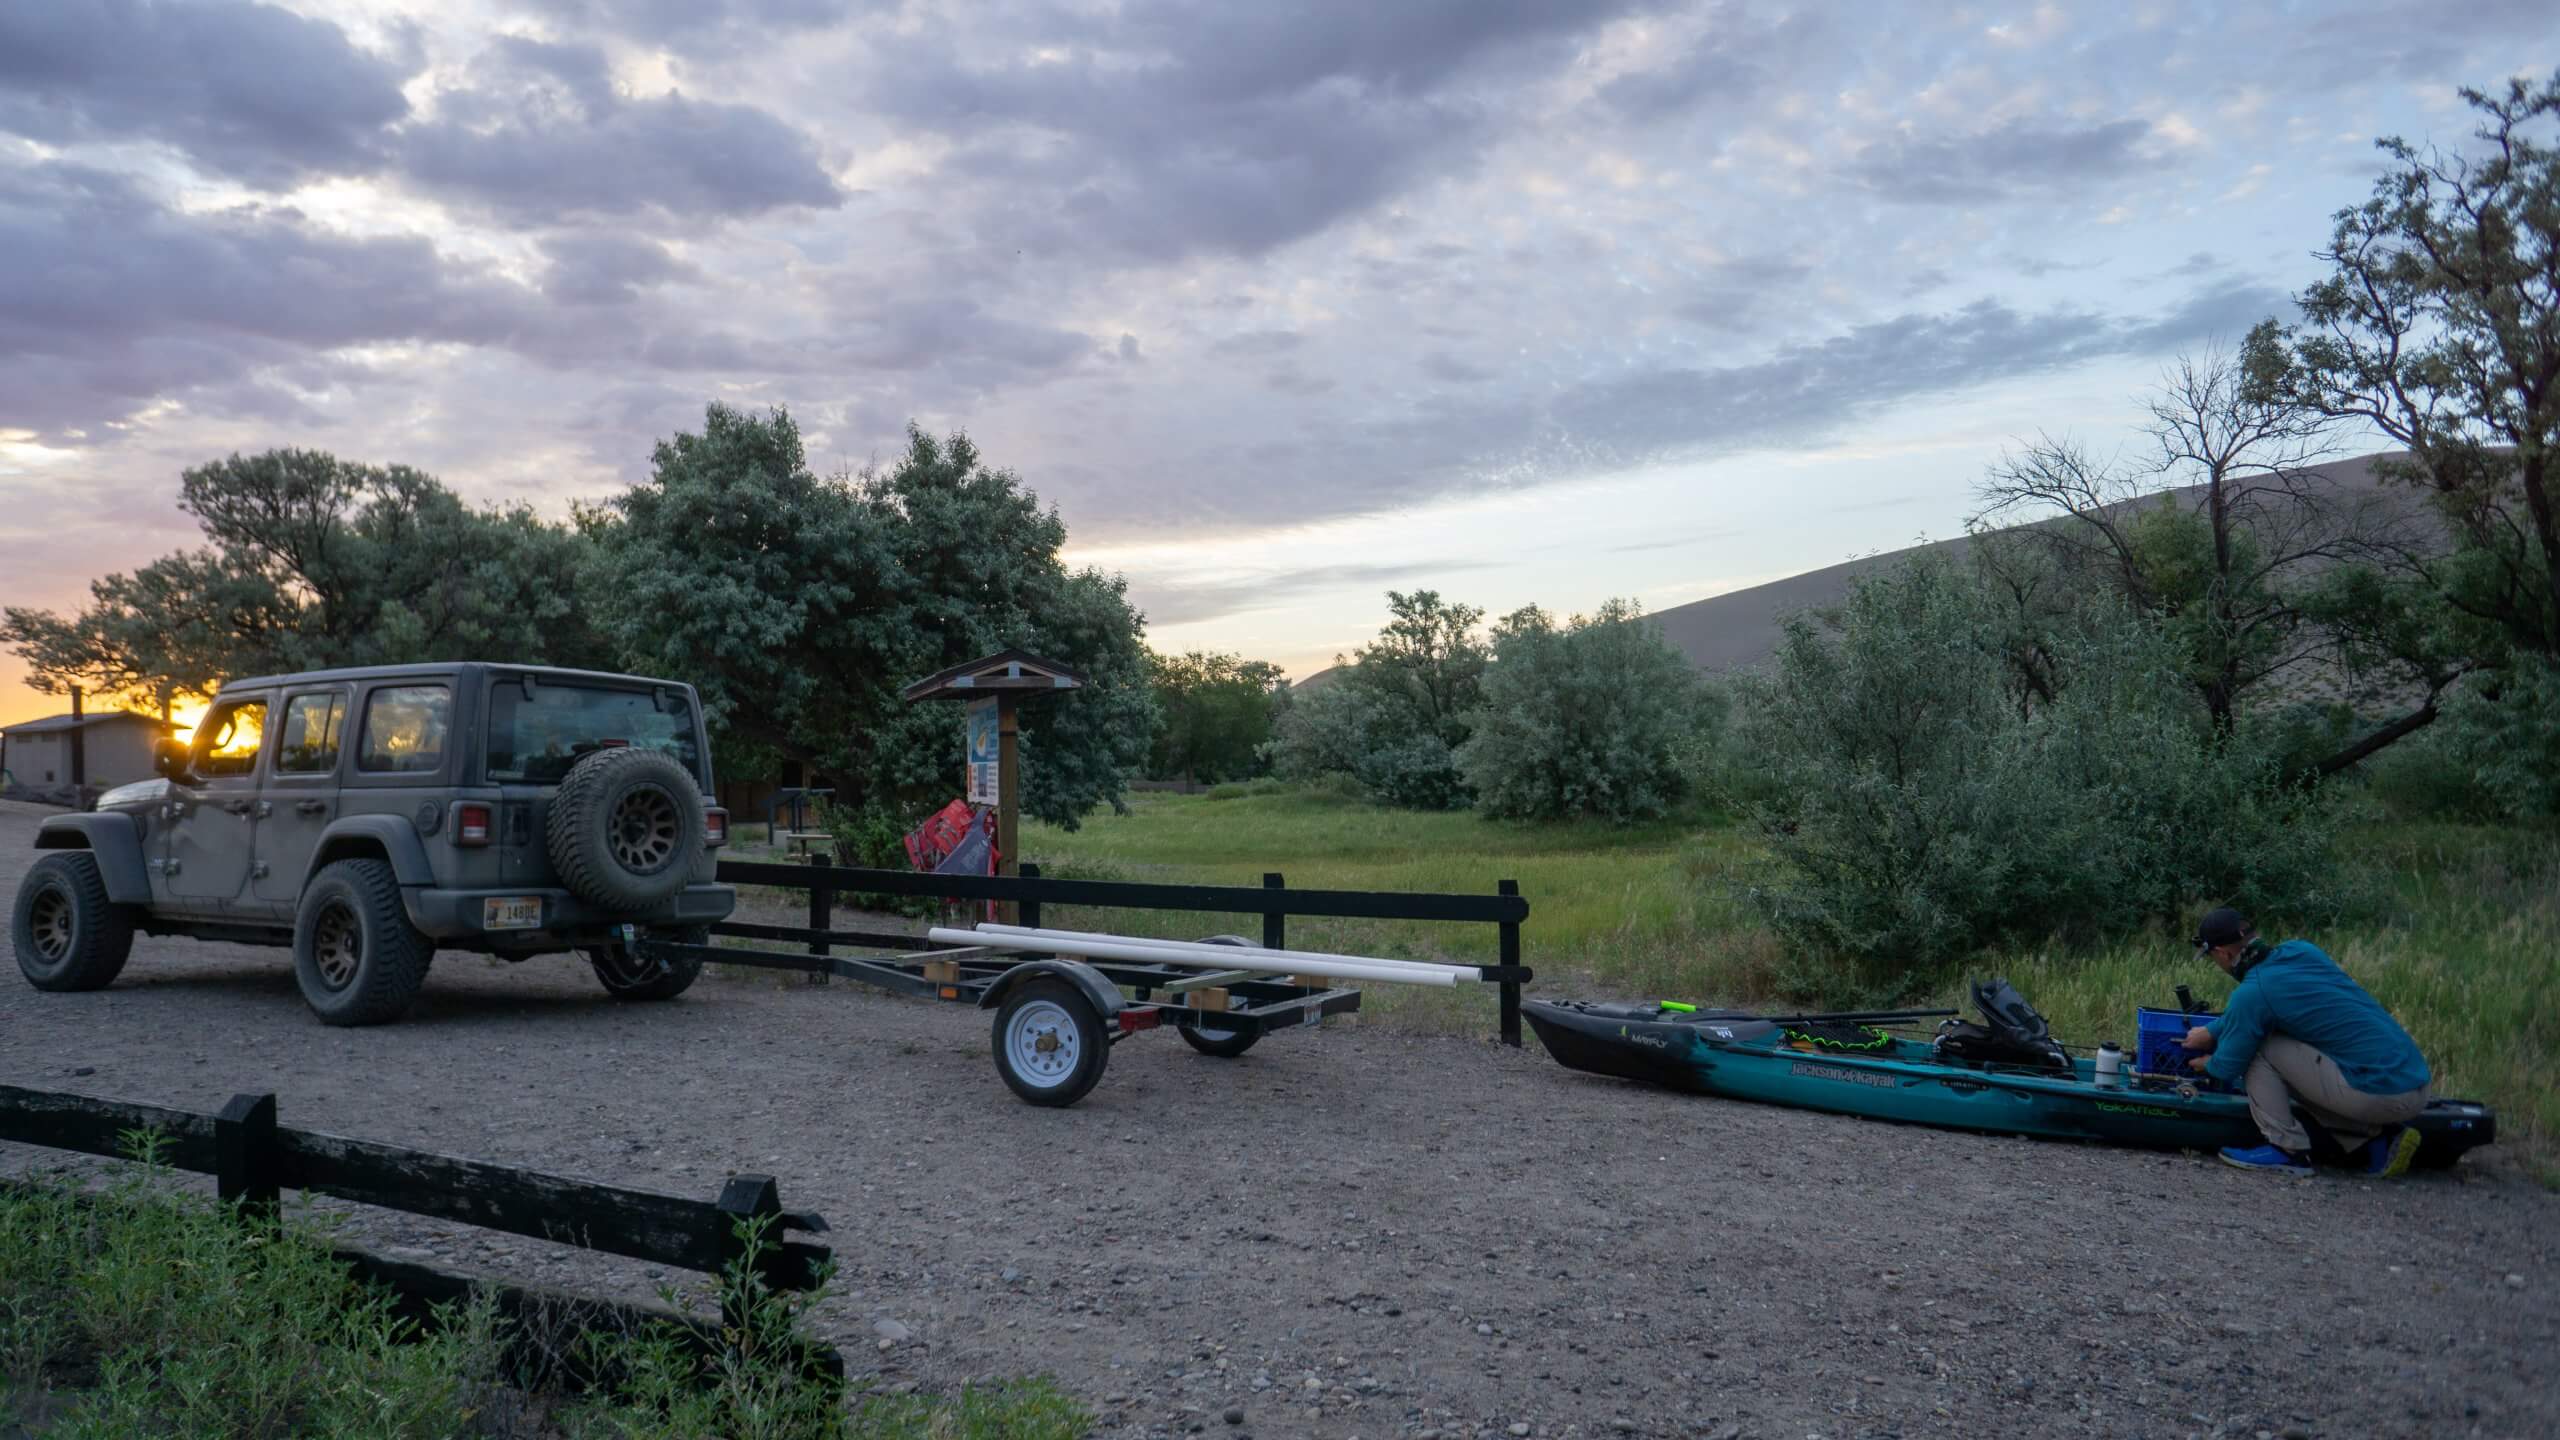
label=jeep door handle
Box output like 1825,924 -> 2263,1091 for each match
295,800 -> 329,817
222,799 -> 255,815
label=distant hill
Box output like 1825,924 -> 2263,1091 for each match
1281,453 -> 2421,697
1646,452 -> 2415,675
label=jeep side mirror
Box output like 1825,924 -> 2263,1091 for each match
152,736 -> 197,786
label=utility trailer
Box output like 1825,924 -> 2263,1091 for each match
632,928 -> 1369,1106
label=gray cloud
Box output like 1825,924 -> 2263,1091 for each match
1674,254 -> 1814,333
0,0 -> 413,187
1130,559 -> 1503,627
1600,3 -> 1830,120
859,0 -> 1661,261
1118,280 -> 2296,533
0,162 -> 531,437
1845,118 -> 2160,204
398,40 -> 845,223
541,233 -> 698,306
528,0 -> 861,43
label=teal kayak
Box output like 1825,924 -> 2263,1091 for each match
1523,999 -> 2496,1167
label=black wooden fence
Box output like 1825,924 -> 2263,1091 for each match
0,1084 -> 836,1377
716,857 -> 1535,1044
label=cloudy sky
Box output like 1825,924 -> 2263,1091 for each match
2,0 -> 2553,723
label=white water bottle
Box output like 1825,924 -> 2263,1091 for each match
2095,1042 -> 2124,1089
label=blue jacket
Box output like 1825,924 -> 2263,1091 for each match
2204,940 -> 2430,1093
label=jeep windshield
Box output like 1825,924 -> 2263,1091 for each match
485,680 -> 703,786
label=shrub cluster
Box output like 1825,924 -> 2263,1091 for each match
1270,591 -> 1711,822
1735,557 -> 2344,995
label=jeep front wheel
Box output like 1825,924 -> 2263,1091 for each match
587,927 -> 707,1002
293,859 -> 434,1026
12,852 -> 136,992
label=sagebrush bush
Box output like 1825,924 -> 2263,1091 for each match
1457,600 -> 1704,823
1267,682 -> 1471,809
2438,656 -> 2560,822
1735,557 -> 2346,996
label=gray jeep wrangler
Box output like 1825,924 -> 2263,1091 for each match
10,662 -> 735,1025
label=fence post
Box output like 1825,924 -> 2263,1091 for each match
214,1091 -> 280,1226
1496,879 -> 1522,1048
807,852 -> 832,984
715,1173 -> 784,1346
1262,873 -> 1286,952
1019,862 -> 1042,931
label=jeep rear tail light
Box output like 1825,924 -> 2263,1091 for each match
454,803 -> 494,846
704,808 -> 728,847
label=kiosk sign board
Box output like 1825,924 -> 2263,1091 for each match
965,696 -> 999,806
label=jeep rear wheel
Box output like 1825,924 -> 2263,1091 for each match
12,852 -> 136,992
546,748 -> 705,909
587,927 -> 707,1001
293,859 -> 433,1026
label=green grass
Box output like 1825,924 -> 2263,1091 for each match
1027,788 -> 2560,1173
0,1140 -> 1090,1439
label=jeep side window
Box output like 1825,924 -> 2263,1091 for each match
358,685 -> 451,774
276,694 -> 344,774
191,699 -> 268,778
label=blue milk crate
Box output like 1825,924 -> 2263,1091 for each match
2135,1007 -> 2222,1089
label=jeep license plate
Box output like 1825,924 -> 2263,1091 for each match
483,897 -> 542,930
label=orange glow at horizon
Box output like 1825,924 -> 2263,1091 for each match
169,698 -> 210,746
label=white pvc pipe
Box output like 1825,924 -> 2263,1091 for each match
924,927 -> 1478,987
975,923 -> 1479,979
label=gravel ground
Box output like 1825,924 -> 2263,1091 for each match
3,800 -> 2554,1440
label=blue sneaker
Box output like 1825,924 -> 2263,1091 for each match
2363,1126 -> 2423,1179
2219,1144 -> 2313,1175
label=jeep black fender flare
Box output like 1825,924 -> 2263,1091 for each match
32,814 -> 152,903
974,958 -> 1126,1020
302,815 -> 439,892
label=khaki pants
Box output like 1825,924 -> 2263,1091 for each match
2246,1034 -> 2428,1154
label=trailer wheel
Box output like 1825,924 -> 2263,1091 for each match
993,978 -> 1109,1107
1178,933 -> 1262,1058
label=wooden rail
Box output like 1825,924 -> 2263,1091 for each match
0,1084 -> 836,1369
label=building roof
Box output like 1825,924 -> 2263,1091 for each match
1,711 -> 174,737
900,649 -> 1087,702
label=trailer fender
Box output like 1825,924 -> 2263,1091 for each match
32,813 -> 153,903
976,958 -> 1126,1019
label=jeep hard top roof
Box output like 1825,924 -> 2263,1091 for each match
217,661 -> 697,693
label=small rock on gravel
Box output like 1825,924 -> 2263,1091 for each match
1223,1407 -> 1245,1426
2506,1273 -> 2525,1288
871,1318 -> 913,1344
1508,1425 -> 1530,1437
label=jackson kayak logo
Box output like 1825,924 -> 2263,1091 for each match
1790,1061 -> 1896,1089
2092,1100 -> 2179,1118
1617,1026 -> 1668,1050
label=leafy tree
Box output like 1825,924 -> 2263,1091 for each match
1456,599 -> 1701,823
1266,590 -> 1489,809
2245,73 -> 2560,770
580,407 -> 1151,827
1353,589 -> 1489,747
1146,650 -> 1288,784
1972,349 -> 2417,750
5,450 -> 605,711
1736,556 -> 2340,996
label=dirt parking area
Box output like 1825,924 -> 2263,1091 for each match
3,801 -> 2553,1440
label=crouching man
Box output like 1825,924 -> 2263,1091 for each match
2180,907 -> 2431,1177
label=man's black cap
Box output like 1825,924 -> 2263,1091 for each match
2193,906 -> 2252,948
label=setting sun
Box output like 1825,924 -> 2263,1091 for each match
168,698 -> 209,746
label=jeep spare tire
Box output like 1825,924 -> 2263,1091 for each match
546,747 -> 704,909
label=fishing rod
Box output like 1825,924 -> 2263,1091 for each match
1656,1002 -> 1957,1025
